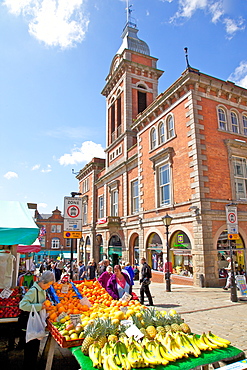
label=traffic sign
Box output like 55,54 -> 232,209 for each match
64,197 -> 82,220
64,219 -> 82,232
225,205 -> 238,235
64,231 -> 82,239
228,234 -> 239,240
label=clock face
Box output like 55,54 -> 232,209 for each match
113,58 -> 120,71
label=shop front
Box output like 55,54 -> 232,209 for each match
217,230 -> 246,283
147,233 -> 163,271
170,231 -> 193,277
108,235 -> 122,266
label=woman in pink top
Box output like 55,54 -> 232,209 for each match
106,265 -> 132,300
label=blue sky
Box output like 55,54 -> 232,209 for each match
0,0 -> 247,215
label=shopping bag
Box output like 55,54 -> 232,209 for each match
26,305 -> 46,343
39,308 -> 48,327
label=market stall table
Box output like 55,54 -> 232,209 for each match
41,332 -> 245,370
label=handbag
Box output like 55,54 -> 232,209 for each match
26,305 -> 46,343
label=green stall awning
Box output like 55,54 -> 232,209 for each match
0,201 -> 39,245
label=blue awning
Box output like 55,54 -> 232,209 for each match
0,201 -> 39,245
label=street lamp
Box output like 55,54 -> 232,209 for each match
162,213 -> 173,292
229,240 -> 238,302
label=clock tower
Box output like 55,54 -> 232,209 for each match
101,16 -> 163,169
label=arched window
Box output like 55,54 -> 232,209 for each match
243,115 -> 247,135
137,84 -> 147,114
159,122 -> 165,144
167,115 -> 174,139
150,128 -> 156,149
218,107 -> 227,130
231,111 -> 239,133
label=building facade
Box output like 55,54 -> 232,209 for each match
76,21 -> 247,287
35,207 -> 71,262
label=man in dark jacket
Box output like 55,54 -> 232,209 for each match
140,257 -> 153,306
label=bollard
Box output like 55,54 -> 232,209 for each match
199,274 -> 205,288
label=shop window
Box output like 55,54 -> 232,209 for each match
147,232 -> 163,271
170,231 -> 193,276
217,230 -> 245,277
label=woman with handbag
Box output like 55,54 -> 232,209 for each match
19,270 -> 55,370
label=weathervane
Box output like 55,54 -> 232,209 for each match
184,47 -> 191,69
126,0 -> 136,28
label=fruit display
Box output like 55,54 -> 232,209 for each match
0,287 -> 21,318
86,330 -> 231,369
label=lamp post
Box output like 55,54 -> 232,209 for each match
162,213 -> 173,292
229,240 -> 238,302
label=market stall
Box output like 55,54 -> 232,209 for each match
41,279 -> 245,370
0,200 -> 39,348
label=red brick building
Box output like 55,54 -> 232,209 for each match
35,207 -> 71,262
76,21 -> 247,287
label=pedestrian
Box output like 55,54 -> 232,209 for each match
106,264 -> 132,300
56,258 -> 64,280
50,263 -> 60,282
140,257 -> 153,306
72,262 -> 79,281
19,271 -> 55,370
87,260 -> 97,280
122,262 -> 135,285
223,257 -> 234,290
78,261 -> 86,280
99,259 -> 110,276
98,265 -> 113,289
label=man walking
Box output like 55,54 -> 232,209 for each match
140,257 -> 153,306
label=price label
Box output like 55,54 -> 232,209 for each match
61,284 -> 70,294
57,312 -> 67,322
120,319 -> 133,327
120,307 -> 128,314
80,297 -> 92,307
0,288 -> 13,299
70,314 -> 81,327
119,292 -> 132,302
125,325 -> 144,340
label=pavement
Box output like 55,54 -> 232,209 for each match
0,281 -> 246,370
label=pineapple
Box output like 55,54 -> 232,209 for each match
164,325 -> 171,332
180,323 -> 191,334
146,325 -> 157,339
139,328 -> 148,337
108,334 -> 118,343
171,323 -> 182,332
156,326 -> 166,335
98,335 -> 107,348
81,318 -> 103,355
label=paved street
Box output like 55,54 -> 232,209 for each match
0,282 -> 246,369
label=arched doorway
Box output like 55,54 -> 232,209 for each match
170,231 -> 193,276
133,236 -> 139,266
147,233 -> 163,271
96,234 -> 104,261
108,235 -> 122,266
217,230 -> 246,277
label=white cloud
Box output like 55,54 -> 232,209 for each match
228,61 -> 247,89
223,17 -> 245,39
38,202 -> 48,209
41,164 -> 52,173
58,141 -> 105,165
4,171 -> 19,180
3,0 -> 89,49
32,164 -> 41,170
166,0 -> 245,38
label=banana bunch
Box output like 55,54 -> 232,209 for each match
100,339 -> 132,370
88,343 -> 102,368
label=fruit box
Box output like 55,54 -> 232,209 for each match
47,320 -> 84,348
